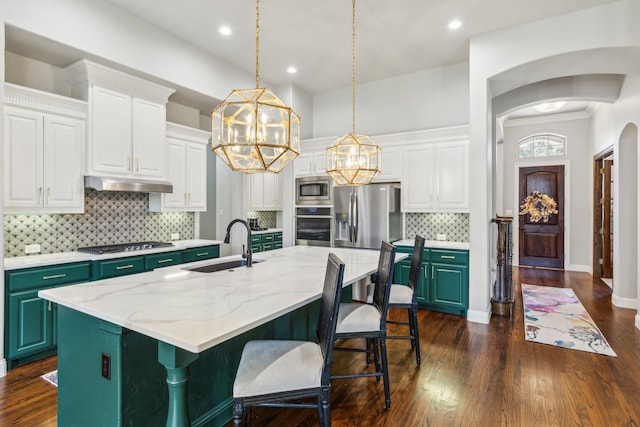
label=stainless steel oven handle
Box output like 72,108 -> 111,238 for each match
295,215 -> 333,219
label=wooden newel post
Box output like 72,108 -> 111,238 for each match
491,215 -> 513,316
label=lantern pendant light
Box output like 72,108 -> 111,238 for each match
326,0 -> 381,186
211,0 -> 300,174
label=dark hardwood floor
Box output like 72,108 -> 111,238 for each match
1,267 -> 639,426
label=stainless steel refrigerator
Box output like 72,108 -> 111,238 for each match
333,183 -> 403,249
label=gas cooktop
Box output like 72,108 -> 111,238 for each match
77,241 -> 174,255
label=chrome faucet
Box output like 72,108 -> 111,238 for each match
223,219 -> 253,267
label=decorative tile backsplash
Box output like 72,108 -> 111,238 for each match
4,189 -> 194,257
247,211 -> 277,229
405,213 -> 469,242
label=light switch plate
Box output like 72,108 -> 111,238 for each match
25,244 -> 41,254
436,234 -> 447,241
171,233 -> 180,240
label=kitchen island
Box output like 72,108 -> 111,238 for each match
39,245 -> 402,427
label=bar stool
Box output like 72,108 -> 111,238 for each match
231,253 -> 346,427
387,235 -> 425,365
331,241 -> 396,409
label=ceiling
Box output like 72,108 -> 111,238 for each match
100,0 -> 618,94
5,0 -> 620,116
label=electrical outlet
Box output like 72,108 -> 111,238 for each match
171,233 -> 180,240
436,234 -> 447,241
101,352 -> 111,380
25,244 -> 41,254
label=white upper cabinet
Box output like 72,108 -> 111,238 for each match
435,142 -> 469,211
66,59 -> 175,180
4,84 -> 86,214
294,151 -> 327,177
402,145 -> 435,211
149,122 -> 210,212
373,145 -> 402,183
249,173 -> 281,211
402,140 -> 469,212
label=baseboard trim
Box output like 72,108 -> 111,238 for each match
612,293 -> 637,310
466,309 -> 490,324
0,358 -> 7,378
565,264 -> 591,273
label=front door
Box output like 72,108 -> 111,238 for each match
519,165 -> 565,269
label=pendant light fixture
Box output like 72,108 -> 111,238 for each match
211,0 -> 300,174
326,0 -> 381,186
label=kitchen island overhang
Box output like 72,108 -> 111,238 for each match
40,246 -> 406,427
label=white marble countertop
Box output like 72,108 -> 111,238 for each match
3,239 -> 223,271
39,246 -> 406,354
394,239 -> 470,250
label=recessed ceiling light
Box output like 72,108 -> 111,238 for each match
219,26 -> 232,36
287,66 -> 297,74
448,19 -> 462,30
534,101 -> 566,112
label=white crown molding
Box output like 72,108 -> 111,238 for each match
4,83 -> 87,119
301,124 -> 470,151
166,121 -> 211,144
65,59 -> 175,104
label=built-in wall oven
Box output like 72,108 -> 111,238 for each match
295,206 -> 333,247
296,176 -> 332,205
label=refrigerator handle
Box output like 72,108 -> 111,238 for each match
348,191 -> 354,242
353,192 -> 358,244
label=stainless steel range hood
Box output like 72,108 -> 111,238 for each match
84,176 -> 173,193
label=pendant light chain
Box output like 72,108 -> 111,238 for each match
255,0 -> 260,89
351,0 -> 356,134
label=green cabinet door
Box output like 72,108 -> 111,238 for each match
145,251 -> 183,270
7,289 -> 52,359
429,262 -> 468,316
181,245 -> 220,263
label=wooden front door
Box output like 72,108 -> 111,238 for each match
519,165 -> 565,269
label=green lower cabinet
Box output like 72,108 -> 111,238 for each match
7,289 -> 53,360
92,256 -> 146,280
394,246 -> 468,317
251,232 -> 282,254
57,300 -> 319,426
145,251 -> 183,270
4,261 -> 91,369
427,262 -> 468,316
182,245 -> 220,263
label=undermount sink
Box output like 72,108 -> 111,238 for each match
186,258 -> 264,273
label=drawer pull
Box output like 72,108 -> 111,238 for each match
43,274 -> 66,280
440,255 -> 456,259
116,264 -> 134,270
157,259 -> 173,264
196,252 -> 209,257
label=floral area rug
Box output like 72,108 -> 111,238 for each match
41,370 -> 58,387
522,284 -> 616,357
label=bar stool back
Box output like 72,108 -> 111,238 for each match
387,235 -> 425,365
232,253 -> 346,426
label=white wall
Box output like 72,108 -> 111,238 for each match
312,62 -> 469,137
502,116 -> 592,271
591,75 -> 640,325
469,0 -> 640,324
4,0 -> 256,102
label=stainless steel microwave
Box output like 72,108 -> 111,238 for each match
295,176 -> 332,205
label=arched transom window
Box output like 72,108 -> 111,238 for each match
518,134 -> 566,158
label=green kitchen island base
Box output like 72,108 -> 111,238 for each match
57,302 -> 319,427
